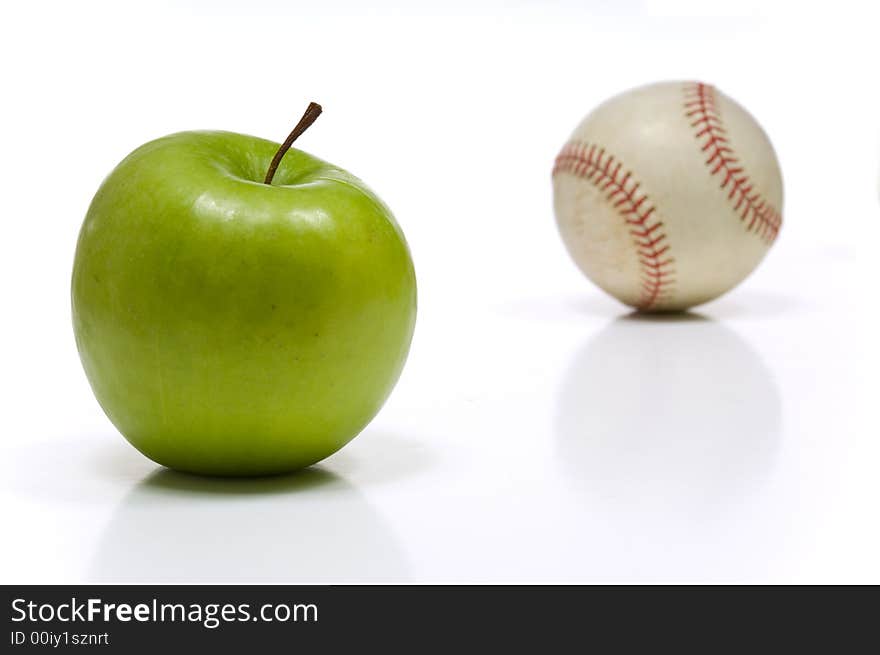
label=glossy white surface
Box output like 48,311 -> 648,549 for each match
2,1 -> 878,583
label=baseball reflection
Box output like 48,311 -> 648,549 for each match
557,314 -> 781,518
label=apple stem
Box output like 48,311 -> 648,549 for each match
263,102 -> 323,185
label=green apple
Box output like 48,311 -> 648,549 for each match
72,106 -> 416,476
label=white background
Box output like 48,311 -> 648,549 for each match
1,0 -> 878,583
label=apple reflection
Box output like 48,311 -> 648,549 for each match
90,467 -> 408,583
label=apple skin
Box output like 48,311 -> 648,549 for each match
72,131 -> 416,476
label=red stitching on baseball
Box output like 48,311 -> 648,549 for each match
553,142 -> 675,309
684,82 -> 782,243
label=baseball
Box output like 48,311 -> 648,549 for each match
552,81 -> 783,311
